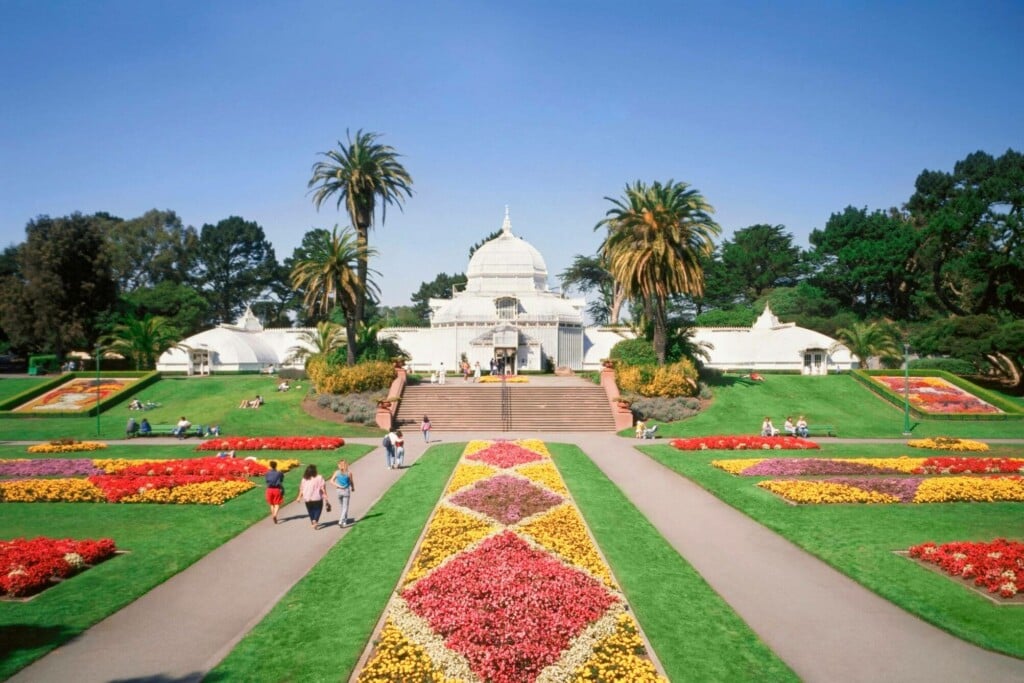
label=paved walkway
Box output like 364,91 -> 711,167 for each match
10,433 -> 1024,682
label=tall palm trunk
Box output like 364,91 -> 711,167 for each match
344,313 -> 358,366
648,297 -> 668,365
354,208 -> 372,326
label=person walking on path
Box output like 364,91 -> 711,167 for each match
264,460 -> 285,524
383,428 -> 398,469
421,415 -> 431,443
329,460 -> 355,527
296,464 -> 328,530
394,430 -> 406,468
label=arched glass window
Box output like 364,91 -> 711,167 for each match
495,297 -> 518,320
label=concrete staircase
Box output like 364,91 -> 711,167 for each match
393,382 -> 617,432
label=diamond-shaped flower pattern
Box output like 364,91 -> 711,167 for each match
449,474 -> 563,525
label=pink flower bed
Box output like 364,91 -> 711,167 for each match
449,474 -> 563,525
671,436 -> 819,451
909,539 -> 1023,598
736,458 -> 899,476
1,537 -> 117,597
466,442 -> 545,468
0,459 -> 103,477
872,376 -> 1001,414
402,531 -> 617,683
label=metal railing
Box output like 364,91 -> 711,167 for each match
500,375 -> 512,431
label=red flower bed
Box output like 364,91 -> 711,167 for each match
87,474 -> 239,502
671,436 -> 819,451
909,539 -> 1023,598
195,436 -> 344,451
915,457 -> 1024,475
115,457 -> 268,477
1,537 -> 117,597
401,531 -> 616,683
466,442 -> 545,468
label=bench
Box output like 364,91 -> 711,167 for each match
143,424 -> 209,438
805,425 -> 837,437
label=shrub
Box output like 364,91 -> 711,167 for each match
909,357 -> 977,375
316,392 -> 378,425
306,358 -> 395,394
609,338 -> 658,367
617,359 -> 699,398
631,396 -> 703,423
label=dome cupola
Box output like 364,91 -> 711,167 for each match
465,208 -> 548,293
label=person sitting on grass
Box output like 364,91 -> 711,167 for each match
128,398 -> 143,411
277,380 -> 290,392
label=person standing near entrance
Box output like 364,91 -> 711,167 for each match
473,361 -> 481,382
490,358 -> 497,375
438,362 -> 446,385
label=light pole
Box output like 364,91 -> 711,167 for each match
95,346 -> 102,437
902,342 -> 912,436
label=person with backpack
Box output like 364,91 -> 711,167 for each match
383,429 -> 398,469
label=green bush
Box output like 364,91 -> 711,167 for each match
617,359 -> 699,398
909,357 -> 976,374
609,338 -> 658,367
306,359 -> 395,394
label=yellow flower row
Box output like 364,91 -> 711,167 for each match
479,375 -> 529,383
710,459 -> 765,474
27,441 -> 108,454
93,458 -> 168,473
907,437 -> 990,452
404,505 -> 497,585
516,461 -> 569,494
445,463 -> 496,494
0,478 -> 105,503
914,477 -> 1024,503
462,440 -> 493,456
120,480 -> 255,505
355,620 -> 453,683
574,613 -> 667,682
521,504 -> 615,588
758,481 -> 898,504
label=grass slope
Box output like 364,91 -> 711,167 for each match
551,443 -> 796,681
0,443 -> 371,679
0,376 -> 381,441
208,443 -> 463,682
645,374 -> 1024,439
644,441 -> 1024,658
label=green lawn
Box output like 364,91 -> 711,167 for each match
0,377 -> 49,402
643,441 -> 1024,658
639,374 -> 1024,439
551,443 -> 796,681
208,443 -> 463,682
0,375 -> 382,441
0,442 -> 372,679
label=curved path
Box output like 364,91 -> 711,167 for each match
9,434 -> 1024,682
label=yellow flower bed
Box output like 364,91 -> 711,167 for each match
520,504 -> 615,588
845,457 -> 925,473
445,463 -> 496,494
515,439 -> 551,456
913,476 -> 1024,503
403,505 -> 496,585
758,480 -> 898,504
0,478 -> 105,503
516,461 -> 569,494
479,375 -> 528,383
462,440 -> 494,457
27,441 -> 108,454
92,458 -> 168,473
711,459 -> 765,474
574,613 -> 667,682
252,458 -> 301,472
120,480 -> 254,504
357,620 -> 452,682
907,437 -> 990,452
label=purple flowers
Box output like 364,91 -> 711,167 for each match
450,475 -> 563,525
0,459 -> 103,478
822,477 -> 923,502
741,459 -> 898,476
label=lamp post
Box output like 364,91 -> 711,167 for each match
902,342 -> 912,436
95,346 -> 102,437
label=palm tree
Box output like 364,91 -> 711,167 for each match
559,254 -> 626,325
833,321 -> 902,369
307,129 -> 413,325
285,320 -> 347,366
289,226 -> 379,365
101,314 -> 181,370
596,180 -> 721,364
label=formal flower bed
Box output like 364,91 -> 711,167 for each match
27,440 -> 108,454
0,459 -> 104,477
713,456 -> 1024,477
195,436 -> 345,451
909,539 -> 1023,598
671,436 -> 819,451
358,440 -> 665,682
907,437 -> 990,452
479,375 -> 529,383
760,475 -> 1024,504
1,537 -> 117,597
872,376 -> 1002,414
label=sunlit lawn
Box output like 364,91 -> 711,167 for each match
0,375 -> 382,441
644,440 -> 1024,658
0,442 -> 372,679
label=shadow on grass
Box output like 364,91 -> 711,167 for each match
0,623 -> 75,663
112,674 -> 205,683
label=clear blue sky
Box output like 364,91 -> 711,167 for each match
2,0 -> 1021,306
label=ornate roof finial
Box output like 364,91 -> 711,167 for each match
502,205 -> 512,235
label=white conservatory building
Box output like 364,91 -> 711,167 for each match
380,210 -> 588,373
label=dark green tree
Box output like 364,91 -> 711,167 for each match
719,224 -> 803,300
907,149 -> 1024,318
100,313 -> 181,370
410,272 -> 467,324
560,254 -> 625,325
121,281 -> 209,338
107,209 -> 198,291
192,216 -> 279,325
0,213 -> 118,357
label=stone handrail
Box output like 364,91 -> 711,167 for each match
375,367 -> 407,430
600,366 -> 634,431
